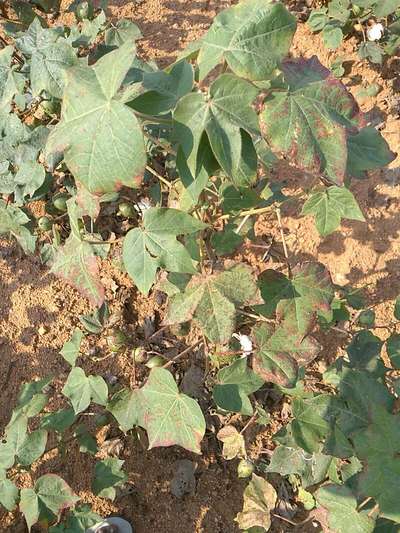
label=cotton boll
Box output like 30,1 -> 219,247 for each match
232,333 -> 253,357
367,23 -> 384,42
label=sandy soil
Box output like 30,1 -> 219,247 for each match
0,0 -> 399,532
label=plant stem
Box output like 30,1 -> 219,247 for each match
85,237 -> 123,245
276,207 -> 291,277
240,413 -> 257,434
146,164 -> 172,188
143,131 -> 177,156
237,309 -> 270,322
134,111 -> 173,125
271,513 -> 312,527
163,340 -> 203,369
235,214 -> 250,234
219,205 -> 273,221
358,496 -> 372,511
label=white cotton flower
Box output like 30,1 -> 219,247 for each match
367,23 -> 384,42
232,333 -> 253,357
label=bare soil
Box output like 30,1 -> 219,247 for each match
0,1 -> 399,532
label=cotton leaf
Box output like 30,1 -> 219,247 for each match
51,235 -> 104,307
107,388 -> 141,433
198,0 -> 296,81
0,474 -> 19,512
173,74 -> 259,187
217,425 -> 246,460
0,199 -> 36,253
16,18 -> 77,98
123,207 -> 207,295
346,127 -> 396,178
353,406 -> 400,523
137,368 -> 206,454
213,358 -> 263,415
275,262 -> 334,337
302,186 -> 365,237
20,474 -> 78,531
50,199 -> 104,307
45,42 -> 146,193
261,56 -> 360,185
164,263 -> 258,344
235,474 -> 277,531
0,45 -> 25,111
252,322 -> 321,387
60,329 -> 84,366
62,367 -> 108,414
92,458 -> 127,501
314,484 -> 375,533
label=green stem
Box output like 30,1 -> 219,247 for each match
134,111 -> 173,125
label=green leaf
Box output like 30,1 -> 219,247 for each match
395,297 -> 400,321
14,160 -> 46,203
261,56 -> 359,185
0,199 -> 36,253
373,0 -> 400,18
51,234 -> 104,307
347,330 -> 385,377
164,263 -> 258,343
16,377 -> 51,417
322,23 -> 343,50
173,74 -> 259,187
137,368 -> 206,454
275,262 -> 333,337
20,474 -> 78,531
49,505 -> 102,533
198,0 -> 296,81
40,408 -> 76,432
0,45 -> 25,111
79,302 -> 109,334
92,458 -> 127,500
358,41 -> 383,64
314,484 -> 375,533
16,429 -> 48,466
337,369 -> 394,435
387,334 -> 400,369
75,11 -> 107,47
290,395 -> 332,453
0,474 -> 19,511
62,367 -> 108,414
213,358 -> 263,415
308,8 -> 329,32
302,186 -> 364,237
107,388 -> 141,433
51,200 -> 104,307
211,224 -> 243,256
17,19 -> 77,98
347,127 -> 396,178
266,446 -> 335,487
253,270 -> 294,318
45,42 -> 146,193
60,329 -> 84,366
75,426 -> 97,455
353,406 -> 400,523
235,474 -> 277,531
123,207 -> 206,295
105,19 -> 142,47
252,322 -> 321,387
129,60 -> 194,115
3,413 -> 48,466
